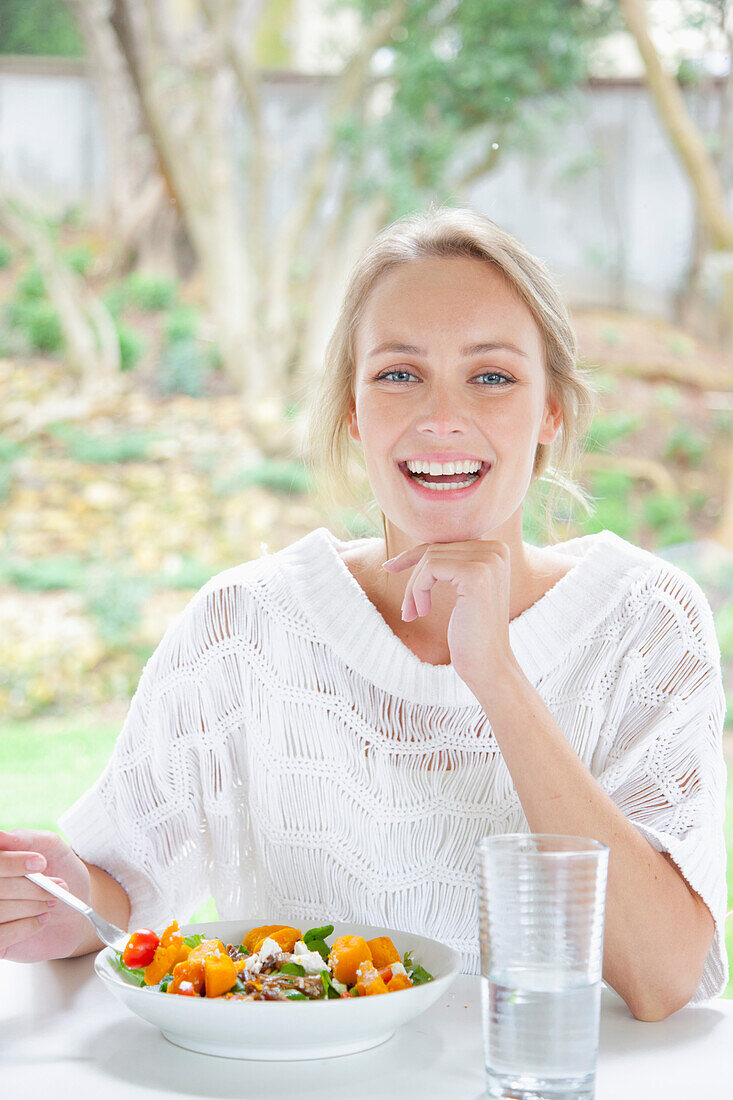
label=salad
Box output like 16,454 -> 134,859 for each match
112,921 -> 435,1001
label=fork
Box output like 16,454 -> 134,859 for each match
25,870 -> 129,951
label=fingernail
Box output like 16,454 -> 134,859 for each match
47,900 -> 57,907
26,857 -> 45,871
38,912 -> 50,924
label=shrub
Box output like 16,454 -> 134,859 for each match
124,271 -> 178,311
16,266 -> 45,301
102,285 -> 126,318
63,244 -> 95,276
26,302 -> 64,354
116,322 -> 146,371
0,240 -> 13,270
83,566 -> 153,648
584,412 -> 641,453
664,426 -> 706,468
47,423 -> 154,463
0,554 -> 88,591
156,338 -> 210,397
213,459 -> 313,497
164,305 -> 200,343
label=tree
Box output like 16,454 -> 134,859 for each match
54,0 -> 614,456
618,0 -> 733,548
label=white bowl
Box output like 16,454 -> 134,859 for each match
94,917 -> 461,1060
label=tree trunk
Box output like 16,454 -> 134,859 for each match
618,0 -> 733,250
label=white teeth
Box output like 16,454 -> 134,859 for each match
411,476 -> 477,490
405,459 -> 482,475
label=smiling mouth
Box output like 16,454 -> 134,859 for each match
398,461 -> 490,491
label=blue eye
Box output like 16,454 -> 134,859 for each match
375,370 -> 416,382
475,373 -> 512,385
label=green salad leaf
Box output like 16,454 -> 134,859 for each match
182,933 -> 205,948
303,924 -> 334,943
285,991 -> 309,1000
319,969 -> 342,1000
110,950 -> 147,987
280,962 -> 306,976
303,925 -> 334,962
403,950 -> 434,986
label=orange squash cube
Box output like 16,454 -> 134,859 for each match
387,972 -> 414,992
168,957 -> 206,996
328,935 -> 373,986
366,936 -> 401,969
355,960 -> 388,996
204,952 -> 238,998
252,926 -> 302,955
242,925 -> 285,952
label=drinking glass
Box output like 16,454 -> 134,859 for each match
475,834 -> 609,1100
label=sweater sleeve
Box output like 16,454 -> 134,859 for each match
593,563 -> 729,1005
57,578 -> 256,934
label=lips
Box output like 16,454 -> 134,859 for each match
397,460 -> 491,498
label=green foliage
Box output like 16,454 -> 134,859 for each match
213,459 -> 313,498
0,239 -> 13,269
102,286 -> 126,319
156,338 -> 211,397
579,469 -> 637,539
157,555 -> 214,591
83,566 -> 153,648
116,322 -> 146,372
332,0 -> 618,215
124,271 -> 178,312
164,305 -> 200,344
642,492 -> 680,531
654,385 -> 681,412
47,423 -> 155,463
0,0 -> 83,57
63,244 -> 95,276
584,412 -> 641,453
0,554 -> 87,591
664,426 -> 706,468
26,301 -> 64,353
17,266 -> 46,301
714,601 -> 733,664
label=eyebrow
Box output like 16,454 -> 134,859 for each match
367,340 -> 529,359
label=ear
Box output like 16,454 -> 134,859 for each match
347,407 -> 361,443
538,392 -> 562,446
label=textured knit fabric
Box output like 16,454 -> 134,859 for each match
58,526 -> 729,1004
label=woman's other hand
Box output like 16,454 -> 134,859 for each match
0,829 -> 92,962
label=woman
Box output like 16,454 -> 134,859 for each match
0,205 -> 727,1021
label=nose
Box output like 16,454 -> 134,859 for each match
414,384 -> 470,436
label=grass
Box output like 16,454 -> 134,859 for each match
1,714 -> 730,985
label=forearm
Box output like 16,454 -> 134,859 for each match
474,659 -> 714,1021
68,862 -> 131,957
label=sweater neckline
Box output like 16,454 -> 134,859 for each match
276,525 -> 647,705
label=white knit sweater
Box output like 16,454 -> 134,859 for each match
59,526 -> 729,1004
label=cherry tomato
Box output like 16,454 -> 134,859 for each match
122,929 -> 160,968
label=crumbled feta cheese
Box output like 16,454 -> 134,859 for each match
257,937 -> 282,958
293,940 -> 330,975
330,975 -> 348,995
390,961 -> 407,977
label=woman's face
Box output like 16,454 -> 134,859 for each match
349,255 -> 562,545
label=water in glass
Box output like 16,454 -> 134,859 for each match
481,964 -> 601,1099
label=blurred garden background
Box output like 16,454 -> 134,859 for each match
0,0 -> 732,991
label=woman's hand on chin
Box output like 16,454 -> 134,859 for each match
381,539 -> 516,692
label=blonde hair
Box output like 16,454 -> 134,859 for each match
305,202 -> 596,549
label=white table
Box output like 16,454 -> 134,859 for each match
2,956 -> 732,1098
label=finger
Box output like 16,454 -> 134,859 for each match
382,544 -> 431,572
0,876 -> 67,901
0,898 -> 57,921
0,850 -> 47,875
0,913 -> 50,954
